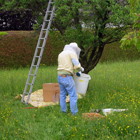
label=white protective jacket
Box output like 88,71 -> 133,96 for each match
57,42 -> 83,75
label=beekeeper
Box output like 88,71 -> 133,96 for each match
57,42 -> 84,115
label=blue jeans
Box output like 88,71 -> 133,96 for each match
57,75 -> 78,115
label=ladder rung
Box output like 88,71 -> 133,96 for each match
40,38 -> 47,40
45,20 -> 50,22
47,11 -> 53,12
25,93 -> 31,95
42,29 -> 48,31
29,74 -> 36,76
35,56 -> 40,58
40,38 -> 45,40
37,47 -> 44,49
27,83 -> 32,86
32,65 -> 39,67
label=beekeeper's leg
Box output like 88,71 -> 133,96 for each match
58,76 -> 67,113
66,76 -> 78,115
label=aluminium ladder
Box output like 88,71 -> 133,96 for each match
21,0 -> 55,105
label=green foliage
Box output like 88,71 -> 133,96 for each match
53,0 -> 133,73
0,32 -> 8,39
0,0 -> 48,10
120,0 -> 140,51
0,0 -> 134,72
120,30 -> 140,51
0,0 -> 49,26
1,0 -> 132,51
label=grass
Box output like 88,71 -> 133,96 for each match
0,60 -> 140,139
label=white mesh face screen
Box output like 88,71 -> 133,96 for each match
69,42 -> 81,58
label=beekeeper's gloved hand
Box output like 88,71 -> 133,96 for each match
81,67 -> 84,72
76,71 -> 81,77
76,67 -> 84,77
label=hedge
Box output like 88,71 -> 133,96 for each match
0,31 -> 140,69
100,41 -> 140,63
0,31 -> 65,68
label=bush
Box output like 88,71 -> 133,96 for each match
0,31 -> 65,68
100,41 -> 140,63
0,31 -> 140,69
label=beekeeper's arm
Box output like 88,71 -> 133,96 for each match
71,58 -> 84,72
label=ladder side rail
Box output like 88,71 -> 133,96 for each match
21,62 -> 36,102
30,1 -> 52,60
38,7 -> 50,40
39,0 -> 53,34
22,36 -> 43,103
25,56 -> 41,104
29,0 -> 54,70
21,53 -> 38,102
38,0 -> 53,41
21,75 -> 31,102
25,66 -> 39,104
32,0 -> 52,59
35,5 -> 56,66
25,55 -> 42,104
23,2 -> 55,104
33,6 -> 56,78
41,6 -> 56,50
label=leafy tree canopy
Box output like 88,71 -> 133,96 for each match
1,0 -> 133,73
120,0 -> 140,51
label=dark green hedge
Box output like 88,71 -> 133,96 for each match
100,42 -> 140,63
0,31 -> 65,68
0,31 -> 140,69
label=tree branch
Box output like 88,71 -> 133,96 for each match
82,43 -> 93,58
87,45 -> 104,72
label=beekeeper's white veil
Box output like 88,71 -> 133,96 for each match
63,42 -> 81,59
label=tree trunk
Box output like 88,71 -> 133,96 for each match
80,45 -> 105,74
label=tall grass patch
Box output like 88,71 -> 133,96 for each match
0,61 -> 140,139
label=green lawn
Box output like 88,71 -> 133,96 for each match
0,60 -> 140,140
